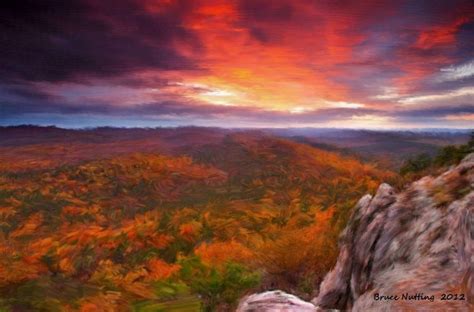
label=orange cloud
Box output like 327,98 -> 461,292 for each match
171,0 -> 394,112
3,0 -> 473,128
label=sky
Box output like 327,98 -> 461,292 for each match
1,0 -> 473,129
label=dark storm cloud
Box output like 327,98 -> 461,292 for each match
0,0 -> 200,83
0,83 -> 58,101
455,19 -> 474,58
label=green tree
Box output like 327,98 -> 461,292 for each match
401,131 -> 474,176
400,153 -> 432,175
434,145 -> 463,166
434,131 -> 474,167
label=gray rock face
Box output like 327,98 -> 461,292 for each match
238,153 -> 474,311
314,153 -> 474,311
236,290 -> 318,312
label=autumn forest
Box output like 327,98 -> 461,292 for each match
0,126 -> 471,311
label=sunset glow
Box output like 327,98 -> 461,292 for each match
1,0 -> 473,128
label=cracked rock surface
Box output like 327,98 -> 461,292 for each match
238,153 -> 474,312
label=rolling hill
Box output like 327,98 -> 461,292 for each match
0,127 -> 394,311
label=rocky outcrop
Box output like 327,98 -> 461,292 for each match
236,291 -> 318,311
238,153 -> 474,311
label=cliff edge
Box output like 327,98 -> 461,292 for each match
238,153 -> 474,311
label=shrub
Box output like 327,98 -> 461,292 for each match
178,257 -> 260,311
400,153 -> 432,176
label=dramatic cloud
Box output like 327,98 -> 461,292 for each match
0,0 -> 199,82
1,0 -> 473,129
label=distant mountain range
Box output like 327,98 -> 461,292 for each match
1,125 -> 471,170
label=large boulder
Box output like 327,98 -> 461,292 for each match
314,153 -> 474,311
236,290 -> 318,312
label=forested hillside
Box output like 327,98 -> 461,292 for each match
0,129 -> 394,311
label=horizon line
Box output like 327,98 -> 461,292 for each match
1,124 -> 472,132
